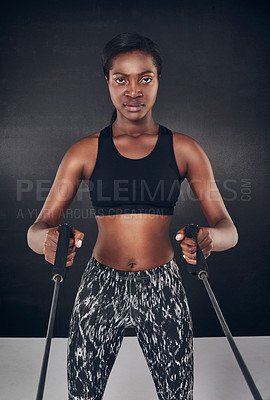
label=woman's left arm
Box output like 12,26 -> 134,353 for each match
174,134 -> 238,264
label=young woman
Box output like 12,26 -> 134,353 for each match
27,33 -> 238,400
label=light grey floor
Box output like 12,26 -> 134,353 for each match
0,337 -> 269,400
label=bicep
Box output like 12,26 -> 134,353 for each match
186,141 -> 232,227
35,146 -> 84,227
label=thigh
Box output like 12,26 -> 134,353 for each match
136,262 -> 193,400
67,259 -> 127,400
68,320 -> 125,400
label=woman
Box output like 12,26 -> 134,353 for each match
27,33 -> 238,400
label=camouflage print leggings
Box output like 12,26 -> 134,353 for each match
67,255 -> 193,400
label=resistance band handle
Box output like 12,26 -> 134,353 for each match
185,223 -> 209,280
51,223 -> 73,282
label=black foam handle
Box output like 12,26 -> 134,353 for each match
185,223 -> 209,279
51,223 -> 73,282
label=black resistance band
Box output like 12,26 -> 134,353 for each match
36,223 -> 73,400
184,223 -> 262,400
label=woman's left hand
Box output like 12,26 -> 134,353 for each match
175,227 -> 213,265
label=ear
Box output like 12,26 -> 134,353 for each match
105,76 -> 109,84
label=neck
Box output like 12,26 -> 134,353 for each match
112,112 -> 157,135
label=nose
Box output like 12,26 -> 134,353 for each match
125,81 -> 142,98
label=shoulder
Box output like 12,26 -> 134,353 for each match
172,130 -> 209,161
63,131 -> 100,163
58,131 -> 101,181
67,131 -> 100,155
172,130 -> 203,152
171,130 -> 211,179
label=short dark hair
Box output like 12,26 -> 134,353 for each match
102,32 -> 163,123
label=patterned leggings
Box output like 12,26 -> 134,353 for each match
67,255 -> 193,400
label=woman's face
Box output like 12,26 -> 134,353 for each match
106,50 -> 159,122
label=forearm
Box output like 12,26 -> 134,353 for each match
207,218 -> 238,252
27,220 -> 51,255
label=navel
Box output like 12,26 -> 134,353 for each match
127,259 -> 137,269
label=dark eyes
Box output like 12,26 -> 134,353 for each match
115,78 -> 126,84
141,77 -> 152,84
114,77 -> 153,85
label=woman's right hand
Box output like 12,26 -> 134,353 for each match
43,227 -> 84,267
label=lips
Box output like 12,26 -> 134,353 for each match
123,102 -> 144,111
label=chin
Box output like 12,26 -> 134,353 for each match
120,109 -> 150,121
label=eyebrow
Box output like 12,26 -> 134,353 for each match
112,70 -> 155,77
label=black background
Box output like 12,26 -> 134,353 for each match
0,0 -> 269,338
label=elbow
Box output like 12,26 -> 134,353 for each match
231,224 -> 239,248
26,224 -> 42,254
26,225 -> 33,250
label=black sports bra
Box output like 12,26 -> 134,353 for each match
89,124 -> 182,216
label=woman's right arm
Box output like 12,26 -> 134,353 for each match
27,135 -> 98,265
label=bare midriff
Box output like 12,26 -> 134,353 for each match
93,214 -> 174,271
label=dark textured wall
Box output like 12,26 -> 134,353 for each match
1,0 -> 269,337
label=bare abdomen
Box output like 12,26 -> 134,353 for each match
93,214 -> 174,271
